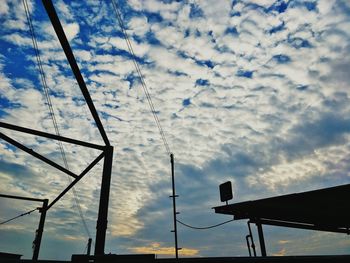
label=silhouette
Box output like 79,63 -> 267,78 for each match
214,183 -> 350,257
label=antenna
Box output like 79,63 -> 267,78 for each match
219,181 -> 233,205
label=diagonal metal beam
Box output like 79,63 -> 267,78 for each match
41,0 -> 110,146
0,194 -> 46,203
47,151 -> 105,210
250,218 -> 350,234
0,122 -> 105,151
0,132 -> 78,179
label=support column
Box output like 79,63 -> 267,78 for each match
32,199 -> 48,260
170,153 -> 179,259
256,220 -> 267,257
247,220 -> 257,257
95,146 -> 114,256
87,238 -> 92,256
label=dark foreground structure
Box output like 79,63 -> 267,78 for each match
1,254 -> 350,263
214,183 -> 350,258
2,184 -> 350,263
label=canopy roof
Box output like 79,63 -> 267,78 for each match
214,184 -> 350,233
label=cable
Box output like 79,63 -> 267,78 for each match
83,241 -> 88,254
0,208 -> 38,225
22,0 -> 91,239
112,0 -> 233,235
111,0 -> 171,155
176,219 -> 234,230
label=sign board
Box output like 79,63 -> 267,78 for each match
219,181 -> 233,202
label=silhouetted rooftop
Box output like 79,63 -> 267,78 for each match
2,255 -> 350,263
214,184 -> 350,233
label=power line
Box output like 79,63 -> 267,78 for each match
0,208 -> 38,225
176,219 -> 234,230
111,0 -> 171,155
22,0 -> 91,239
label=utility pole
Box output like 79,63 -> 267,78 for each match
170,153 -> 180,259
33,199 -> 48,260
0,194 -> 48,260
87,238 -> 92,256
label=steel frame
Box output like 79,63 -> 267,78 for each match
0,194 -> 48,260
0,0 -> 115,258
244,216 -> 350,258
0,122 -> 107,257
249,218 -> 350,234
41,0 -> 114,255
0,122 -> 106,210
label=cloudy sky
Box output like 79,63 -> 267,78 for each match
1,0 -> 350,260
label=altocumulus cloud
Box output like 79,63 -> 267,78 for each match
1,0 -> 350,260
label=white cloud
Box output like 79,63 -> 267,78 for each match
248,0 -> 275,8
63,22 -> 80,42
0,1 -> 9,15
127,16 -> 149,36
2,33 -> 32,46
56,0 -> 74,20
128,0 -> 181,14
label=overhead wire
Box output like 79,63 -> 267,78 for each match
83,241 -> 88,254
111,0 -> 171,155
22,0 -> 91,239
111,0 -> 233,234
176,219 -> 234,230
0,208 -> 38,225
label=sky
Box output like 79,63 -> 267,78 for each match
1,0 -> 350,260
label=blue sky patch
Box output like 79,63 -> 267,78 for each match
189,3 -> 204,19
269,21 -> 285,34
0,159 -> 34,178
182,98 -> 191,106
145,11 -> 163,23
195,58 -> 215,69
296,85 -> 308,91
0,96 -> 21,109
200,102 -> 215,108
304,1 -> 317,11
225,27 -> 239,36
184,28 -> 190,37
230,11 -> 241,17
289,1 -> 317,12
231,0 -> 239,7
0,45 -> 39,87
125,73 -> 141,88
245,3 -> 266,12
267,0 -> 289,13
176,50 -> 189,59
195,78 -> 209,86
168,70 -> 187,77
0,108 -> 8,117
194,29 -> 201,37
273,54 -> 291,64
144,31 -> 162,45
236,69 -> 254,78
72,97 -> 86,106
288,36 -> 312,49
